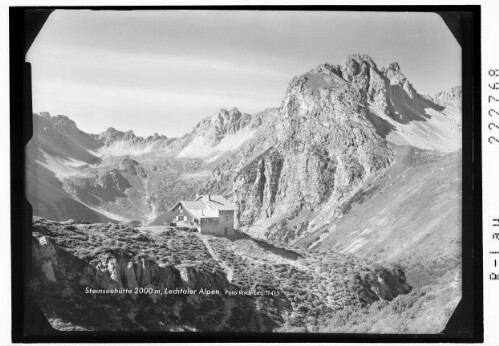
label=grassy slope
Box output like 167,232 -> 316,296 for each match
297,145 -> 461,271
203,231 -> 411,332
293,145 -> 462,333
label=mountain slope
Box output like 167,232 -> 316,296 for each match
230,55 -> 461,243
27,113 -> 179,223
26,113 -> 117,222
177,107 -> 260,161
295,145 -> 461,265
26,54 -> 461,237
26,107 -> 271,225
26,54 -> 461,235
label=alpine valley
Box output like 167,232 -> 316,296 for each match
27,55 -> 462,333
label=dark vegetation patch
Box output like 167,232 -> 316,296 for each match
32,217 -> 220,270
205,234 -> 412,332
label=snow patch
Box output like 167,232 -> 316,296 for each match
80,202 -> 128,222
86,148 -> 101,156
307,233 -> 327,250
368,105 -> 461,152
177,127 -> 257,161
180,171 -> 211,179
308,226 -> 336,250
36,150 -> 86,179
343,238 -> 368,254
359,227 -> 374,236
142,177 -> 157,226
96,140 -> 158,156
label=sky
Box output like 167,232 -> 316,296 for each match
27,10 -> 461,138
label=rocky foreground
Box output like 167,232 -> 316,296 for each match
31,217 -> 459,333
30,217 -> 430,332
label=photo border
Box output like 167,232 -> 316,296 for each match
10,5 -> 483,343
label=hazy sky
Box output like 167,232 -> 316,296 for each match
27,10 -> 461,137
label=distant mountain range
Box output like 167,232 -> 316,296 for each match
27,54 -> 461,234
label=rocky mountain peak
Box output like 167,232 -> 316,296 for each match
283,55 -> 394,120
214,107 -> 243,125
285,54 -> 410,112
380,61 -> 417,98
232,54 -> 462,239
104,126 -> 118,133
431,86 -> 462,101
311,63 -> 341,75
428,86 -> 462,109
122,130 -> 136,141
294,55 -> 425,119
148,132 -> 167,141
234,55 -> 395,236
385,61 -> 401,73
97,127 -> 128,143
218,107 -> 241,116
36,112 -> 78,130
198,107 -> 252,138
341,54 -> 378,78
95,126 -> 167,147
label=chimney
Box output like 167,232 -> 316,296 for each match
208,194 -> 211,201
195,192 -> 199,199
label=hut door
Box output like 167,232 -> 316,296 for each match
224,227 -> 228,235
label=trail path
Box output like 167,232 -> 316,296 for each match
197,234 -> 234,283
142,177 -> 157,226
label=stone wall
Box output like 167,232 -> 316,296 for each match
218,210 -> 235,235
199,217 -> 221,235
199,211 -> 235,236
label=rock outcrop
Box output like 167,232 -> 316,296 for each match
100,169 -> 133,192
202,107 -> 254,142
233,55 -> 397,241
228,55 -> 461,243
62,170 -> 131,204
89,249 -> 182,302
118,156 -> 148,178
178,265 -> 231,292
353,264 -> 412,303
173,107 -> 264,161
